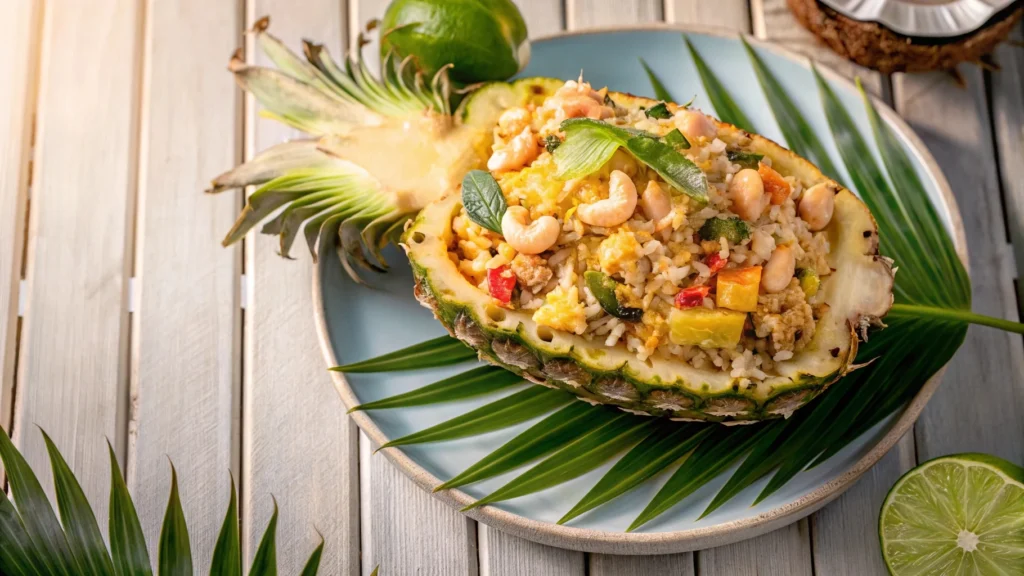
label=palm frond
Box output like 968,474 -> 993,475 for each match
0,426 -> 324,575
683,36 -> 755,132
332,335 -> 476,373
379,387 -> 573,450
350,366 -> 523,412
639,58 -> 673,102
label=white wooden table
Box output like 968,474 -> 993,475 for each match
2,0 -> 1022,573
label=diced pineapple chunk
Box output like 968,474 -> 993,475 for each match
716,266 -> 762,312
668,308 -> 747,348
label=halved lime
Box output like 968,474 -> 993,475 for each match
880,453 -> 1024,575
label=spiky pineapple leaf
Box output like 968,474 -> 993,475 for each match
249,501 -> 279,576
560,422 -> 711,525
332,335 -> 475,373
0,425 -> 79,574
380,387 -> 574,449
210,479 -> 241,576
639,58 -> 673,102
436,402 -> 615,492
350,366 -> 523,412
107,443 -> 152,576
463,413 -> 656,511
41,430 -> 115,576
629,425 -> 762,531
740,37 -> 842,183
158,466 -> 192,576
683,36 -> 755,132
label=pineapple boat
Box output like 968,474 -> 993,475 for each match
210,21 -> 894,423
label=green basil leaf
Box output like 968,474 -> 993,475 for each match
553,129 -> 623,180
644,102 -> 671,119
726,150 -> 763,169
461,169 -> 507,234
625,136 -> 708,204
663,129 -> 690,149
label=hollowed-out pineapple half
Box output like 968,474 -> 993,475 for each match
404,91 -> 894,423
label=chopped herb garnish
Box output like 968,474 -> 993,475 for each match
542,134 -> 562,153
726,150 -> 764,169
698,217 -> 750,244
644,102 -> 671,119
663,128 -> 691,149
461,170 -> 507,234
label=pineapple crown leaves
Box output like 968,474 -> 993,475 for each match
0,425 -> 324,575
331,36 -> 1024,532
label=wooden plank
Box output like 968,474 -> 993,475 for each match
893,68 -> 1024,466
665,0 -> 750,32
699,520 -> 813,576
243,2 -> 360,573
750,0 -> 882,96
991,27 -> 1024,313
0,0 -> 39,433
565,0 -> 662,29
12,0 -> 140,522
361,434 -> 479,575
590,552 -> 695,575
812,435 -> 915,575
515,0 -> 565,37
126,0 -> 241,564
479,525 -> 584,576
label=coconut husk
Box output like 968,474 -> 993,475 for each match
788,0 -> 1023,73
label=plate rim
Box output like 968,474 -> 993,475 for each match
312,24 -> 968,554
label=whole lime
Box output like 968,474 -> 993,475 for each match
380,0 -> 529,84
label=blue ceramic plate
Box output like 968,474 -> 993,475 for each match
315,27 -> 964,553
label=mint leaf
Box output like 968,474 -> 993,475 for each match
461,170 -> 507,234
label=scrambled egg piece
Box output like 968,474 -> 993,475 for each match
532,285 -> 587,335
598,230 -> 642,277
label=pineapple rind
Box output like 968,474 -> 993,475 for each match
404,88 -> 894,422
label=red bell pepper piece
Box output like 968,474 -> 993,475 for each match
674,285 -> 711,309
704,253 -> 728,276
487,265 -> 517,305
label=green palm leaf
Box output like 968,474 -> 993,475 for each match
560,422 -> 711,525
639,58 -> 672,102
107,443 -> 152,576
683,36 -> 755,132
0,490 -> 43,575
248,502 -> 278,576
463,413 -> 655,511
210,479 -> 241,576
332,335 -> 475,373
740,38 -> 842,182
436,402 -> 615,492
0,426 -> 78,574
298,537 -> 324,576
158,467 -> 192,576
380,387 -> 573,449
40,430 -> 115,576
349,366 -> 523,412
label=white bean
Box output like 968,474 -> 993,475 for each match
729,168 -> 766,221
761,245 -> 796,293
576,170 -> 638,227
799,182 -> 836,231
501,206 -> 560,255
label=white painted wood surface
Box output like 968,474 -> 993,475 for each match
1,0 -> 1021,573
12,0 -> 140,526
0,0 -> 39,434
244,1 -> 361,572
127,0 -> 242,564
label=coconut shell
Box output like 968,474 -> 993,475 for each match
788,0 -> 1023,73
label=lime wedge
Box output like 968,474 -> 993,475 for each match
880,453 -> 1024,575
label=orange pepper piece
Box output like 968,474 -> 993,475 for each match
758,162 -> 792,206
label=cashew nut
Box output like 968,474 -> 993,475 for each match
501,206 -> 560,255
640,180 -> 672,231
673,109 -> 717,142
488,127 -> 539,172
761,245 -> 796,293
729,168 -> 767,222
799,182 -> 836,231
576,170 -> 638,227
